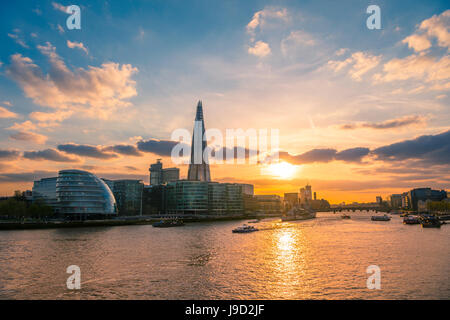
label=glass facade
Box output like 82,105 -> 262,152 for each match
32,177 -> 58,208
56,170 -> 117,216
164,181 -> 245,215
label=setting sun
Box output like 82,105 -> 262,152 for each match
264,162 -> 299,179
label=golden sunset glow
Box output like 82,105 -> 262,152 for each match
263,162 -> 299,180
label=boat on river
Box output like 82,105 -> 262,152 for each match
232,224 -> 259,233
420,215 -> 441,228
341,214 -> 351,219
403,216 -> 420,225
152,219 -> 185,228
371,214 -> 391,221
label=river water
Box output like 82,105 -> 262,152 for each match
0,211 -> 448,299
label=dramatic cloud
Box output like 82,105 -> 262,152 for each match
23,148 -> 79,162
340,115 -> 427,130
103,144 -> 142,156
57,143 -> 118,159
0,106 -> 18,118
0,171 -> 56,182
137,139 -> 183,156
248,41 -> 271,57
9,131 -> 47,144
335,148 -> 370,163
67,40 -> 88,55
0,149 -> 20,160
280,149 -> 337,164
5,42 -> 138,121
372,130 -> 450,165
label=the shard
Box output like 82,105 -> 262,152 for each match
187,100 -> 211,181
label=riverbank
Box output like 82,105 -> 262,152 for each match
0,213 -> 281,231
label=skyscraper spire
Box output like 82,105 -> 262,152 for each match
188,100 -> 211,181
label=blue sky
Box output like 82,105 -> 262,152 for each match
0,1 -> 449,201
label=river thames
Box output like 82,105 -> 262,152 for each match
0,211 -> 448,299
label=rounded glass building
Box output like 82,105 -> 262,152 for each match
56,170 -> 117,217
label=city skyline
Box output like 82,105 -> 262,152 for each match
0,1 -> 449,203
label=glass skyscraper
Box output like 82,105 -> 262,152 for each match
187,100 -> 211,181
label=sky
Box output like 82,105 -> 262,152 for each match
0,0 -> 449,203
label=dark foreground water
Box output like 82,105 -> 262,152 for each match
0,211 -> 449,299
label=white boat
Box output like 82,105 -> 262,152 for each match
281,206 -> 316,222
371,214 -> 391,221
232,224 -> 259,233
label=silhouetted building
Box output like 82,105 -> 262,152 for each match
188,101 -> 211,181
149,159 -> 179,185
284,192 -> 298,210
111,180 -> 144,216
254,195 -> 282,214
388,194 -> 402,209
408,188 -> 447,211
142,185 -> 165,215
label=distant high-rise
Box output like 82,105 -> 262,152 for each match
149,159 -> 180,185
188,100 -> 211,181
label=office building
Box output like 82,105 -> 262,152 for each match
388,194 -> 402,209
111,179 -> 144,216
149,159 -> 180,185
407,188 -> 447,211
254,195 -> 282,214
284,192 -> 298,210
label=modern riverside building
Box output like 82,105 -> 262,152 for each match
407,188 -> 447,211
142,185 -> 166,215
56,170 -> 117,217
187,100 -> 211,182
166,180 -> 209,215
149,159 -> 180,185
109,179 -> 144,216
32,177 -> 58,209
162,181 -> 246,215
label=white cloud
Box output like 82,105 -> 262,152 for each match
248,41 -> 271,57
328,51 -> 381,81
419,9 -> 450,50
246,7 -> 288,37
67,40 -> 88,55
402,34 -> 432,52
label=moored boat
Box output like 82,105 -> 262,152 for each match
371,214 -> 391,221
403,216 -> 420,225
152,219 -> 185,228
420,215 -> 441,228
341,214 -> 351,219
